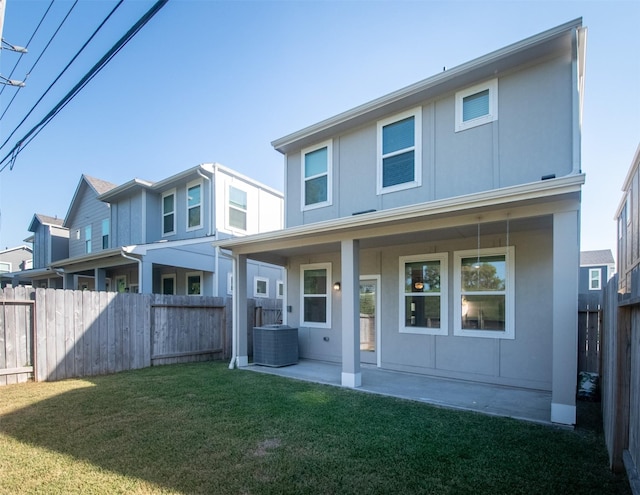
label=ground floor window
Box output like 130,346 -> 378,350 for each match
254,276 -> 269,298
186,271 -> 202,295
453,247 -> 514,339
301,262 -> 331,328
161,274 -> 176,295
399,254 -> 448,335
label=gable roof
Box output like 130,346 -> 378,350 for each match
272,18 -> 585,155
64,174 -> 117,227
580,250 -> 615,266
28,213 -> 65,232
0,245 -> 32,256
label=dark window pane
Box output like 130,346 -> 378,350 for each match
405,296 -> 440,328
304,297 -> 327,323
461,256 -> 506,291
463,89 -> 489,121
382,151 -> 414,188
163,213 -> 174,233
383,117 -> 414,154
461,295 -> 505,330
305,175 -> 328,205
405,260 -> 440,293
304,269 -> 327,294
188,206 -> 201,228
163,194 -> 174,213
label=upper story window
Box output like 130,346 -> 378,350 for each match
162,190 -> 176,236
0,261 -> 11,273
302,140 -> 332,210
84,225 -> 92,254
187,181 -> 202,231
589,268 -> 602,291
228,185 -> 248,231
455,79 -> 498,132
301,262 -> 331,328
102,219 -> 109,249
453,246 -> 515,339
377,108 -> 422,195
399,254 -> 448,335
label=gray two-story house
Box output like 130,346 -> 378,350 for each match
48,164 -> 283,297
217,19 -> 587,425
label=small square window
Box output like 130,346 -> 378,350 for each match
254,276 -> 269,298
455,79 -> 498,132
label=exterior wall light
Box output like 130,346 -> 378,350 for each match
333,282 -> 341,291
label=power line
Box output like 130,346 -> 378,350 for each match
0,0 -> 121,154
0,0 -> 55,99
0,0 -> 169,173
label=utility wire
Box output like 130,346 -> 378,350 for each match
0,0 -> 122,154
0,0 -> 56,100
0,0 -> 170,173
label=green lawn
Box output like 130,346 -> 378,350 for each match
0,362 -> 629,495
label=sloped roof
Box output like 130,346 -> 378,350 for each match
28,213 -> 65,232
64,174 -> 117,227
580,250 -> 614,266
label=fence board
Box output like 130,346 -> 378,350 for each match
1,288 -> 278,384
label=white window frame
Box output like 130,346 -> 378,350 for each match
276,280 -> 284,299
186,180 -> 203,232
254,276 -> 269,298
186,271 -> 203,296
301,140 -> 333,211
377,107 -> 422,195
453,246 -> 515,339
227,184 -> 248,232
455,79 -> 498,132
161,274 -> 176,295
300,262 -> 331,328
227,272 -> 233,295
589,268 -> 602,291
399,253 -> 448,336
162,189 -> 176,236
129,284 -> 139,294
84,225 -> 92,254
0,261 -> 11,273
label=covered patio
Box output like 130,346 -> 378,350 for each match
245,359 -> 554,425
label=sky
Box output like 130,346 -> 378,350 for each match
0,0 -> 638,260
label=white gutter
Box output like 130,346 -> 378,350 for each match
121,247 -> 142,293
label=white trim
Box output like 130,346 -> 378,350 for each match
276,279 -> 284,299
161,189 -> 176,237
301,140 -> 333,211
253,276 -> 269,298
377,107 -> 422,195
455,79 -> 498,132
588,268 -> 602,291
0,261 -> 12,273
360,274 -> 381,367
399,254 -> 448,336
129,284 -> 139,294
161,273 -> 176,295
227,184 -> 249,233
186,180 -> 203,232
453,246 -> 515,339
227,272 -> 233,295
300,262 -> 332,328
186,271 -> 203,295
551,403 -> 576,425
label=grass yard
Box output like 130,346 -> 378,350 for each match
0,362 -> 630,495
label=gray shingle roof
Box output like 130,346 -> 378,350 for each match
83,175 -> 118,195
580,250 -> 614,266
34,213 -> 63,227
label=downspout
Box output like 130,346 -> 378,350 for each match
121,247 -> 142,292
228,252 -> 238,369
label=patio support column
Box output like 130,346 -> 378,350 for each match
234,254 -> 249,367
63,273 -> 74,290
139,260 -> 153,294
341,239 -> 361,388
551,209 -> 579,425
95,268 -> 107,291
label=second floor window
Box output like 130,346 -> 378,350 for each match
85,225 -> 92,254
589,268 -> 602,290
102,219 -> 109,249
302,141 -> 332,209
229,186 -> 247,230
455,79 -> 498,132
0,261 -> 11,273
162,191 -> 176,236
187,182 -> 202,230
377,108 -> 422,194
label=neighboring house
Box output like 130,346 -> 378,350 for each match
217,19 -> 587,425
579,249 -> 615,307
37,165 -> 283,296
617,143 -> 640,297
0,245 -> 33,287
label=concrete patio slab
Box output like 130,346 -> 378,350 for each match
244,359 -> 554,425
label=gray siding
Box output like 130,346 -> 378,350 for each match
67,183 -> 112,258
285,54 -> 574,228
32,226 -> 48,269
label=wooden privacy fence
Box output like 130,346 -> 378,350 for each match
0,287 -> 281,385
577,295 -> 602,374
